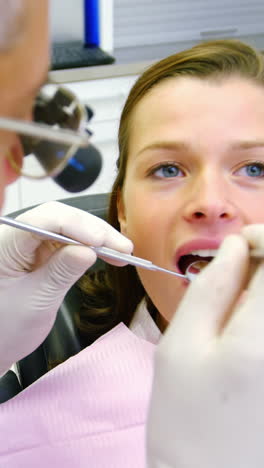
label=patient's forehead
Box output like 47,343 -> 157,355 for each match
130,76 -> 264,132
126,75 -> 264,162
132,74 -> 264,115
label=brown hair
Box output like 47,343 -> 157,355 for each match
77,39 -> 264,346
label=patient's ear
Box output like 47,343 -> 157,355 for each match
117,189 -> 127,235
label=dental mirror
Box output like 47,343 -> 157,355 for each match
185,260 -> 210,281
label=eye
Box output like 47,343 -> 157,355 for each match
236,162 -> 264,178
149,163 -> 185,179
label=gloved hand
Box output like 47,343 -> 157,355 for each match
0,201 -> 133,376
147,227 -> 264,468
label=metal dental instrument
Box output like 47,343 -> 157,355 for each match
185,260 -> 209,282
0,216 -> 186,279
185,248 -> 264,281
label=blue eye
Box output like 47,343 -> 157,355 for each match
246,163 -> 264,177
239,163 -> 264,178
151,164 -> 184,178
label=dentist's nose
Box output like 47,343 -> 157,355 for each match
182,170 -> 238,225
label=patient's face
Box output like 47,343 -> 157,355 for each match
117,75 -> 264,328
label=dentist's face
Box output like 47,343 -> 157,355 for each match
118,76 -> 264,328
0,0 -> 49,209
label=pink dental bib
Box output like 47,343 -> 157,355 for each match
0,323 -> 155,468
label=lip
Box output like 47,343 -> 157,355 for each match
175,238 -> 224,271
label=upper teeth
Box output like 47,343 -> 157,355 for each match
189,249 -> 219,257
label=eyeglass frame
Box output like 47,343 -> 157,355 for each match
0,86 -> 91,179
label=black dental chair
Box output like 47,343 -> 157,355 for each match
0,192 -> 109,403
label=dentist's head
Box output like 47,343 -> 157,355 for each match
0,0 -> 49,208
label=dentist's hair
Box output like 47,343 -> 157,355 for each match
75,39 -> 264,349
0,0 -> 26,51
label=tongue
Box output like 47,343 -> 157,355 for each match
178,254 -> 213,275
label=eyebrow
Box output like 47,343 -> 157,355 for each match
136,139 -> 264,158
230,140 -> 264,150
136,141 -> 189,157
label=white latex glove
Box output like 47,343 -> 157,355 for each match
0,201 -> 133,376
147,227 -> 264,468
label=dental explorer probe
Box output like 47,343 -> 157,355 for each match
0,216 -> 186,279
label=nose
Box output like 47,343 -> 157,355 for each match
182,169 -> 238,226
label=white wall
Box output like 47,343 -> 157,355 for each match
50,0 -> 84,42
50,0 -> 113,53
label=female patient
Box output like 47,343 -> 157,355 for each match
2,38 -> 264,467
79,37 -> 264,339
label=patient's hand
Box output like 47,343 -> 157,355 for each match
147,231 -> 264,468
0,201 -> 133,376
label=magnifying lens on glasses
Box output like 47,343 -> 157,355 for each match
0,85 -> 102,187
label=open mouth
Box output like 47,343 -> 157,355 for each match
178,249 -> 218,277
